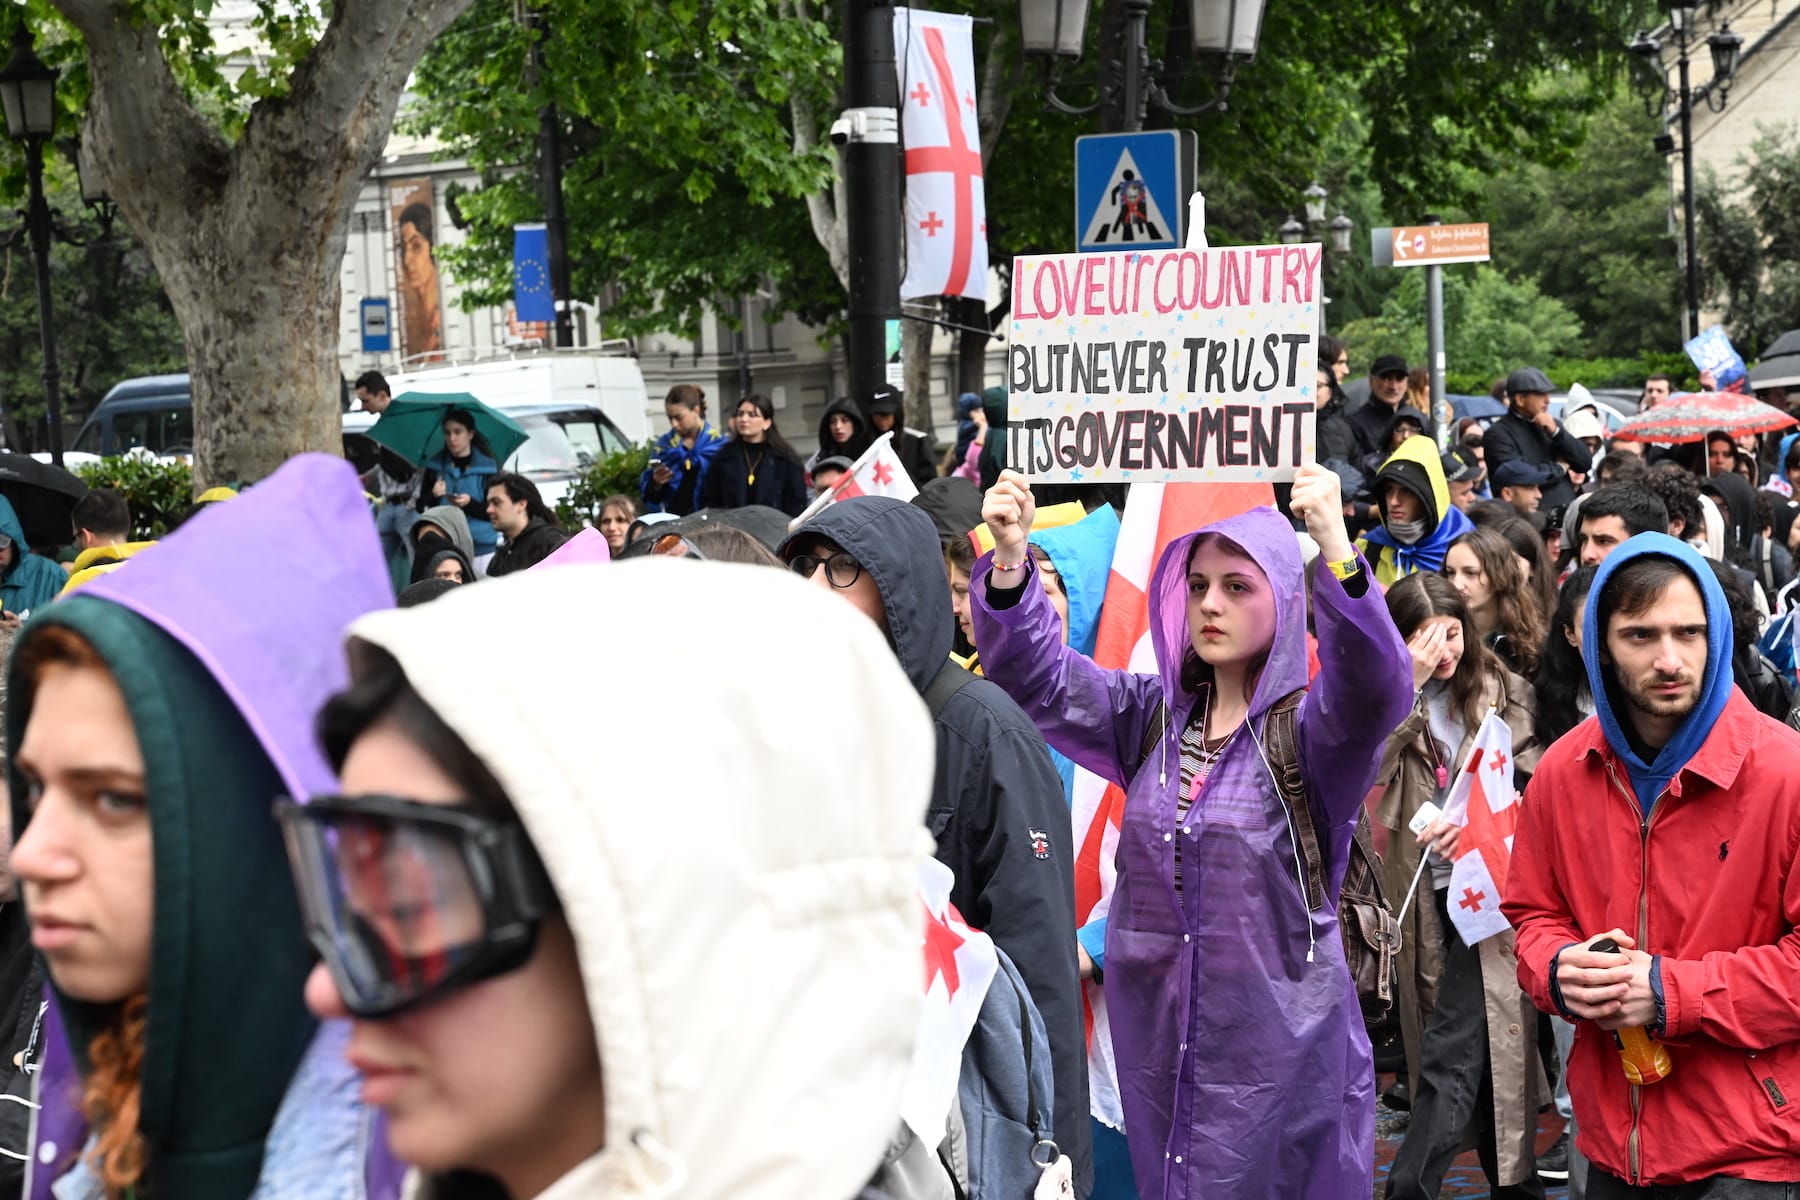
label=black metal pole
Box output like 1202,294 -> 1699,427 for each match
844,0 -> 901,407
1677,42 -> 1699,341
24,137 -> 63,466
528,7 -> 574,348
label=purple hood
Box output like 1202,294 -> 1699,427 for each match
84,454 -> 392,800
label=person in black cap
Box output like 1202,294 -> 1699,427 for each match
1442,448 -> 1485,513
1350,354 -> 1433,459
1493,459 -> 1556,518
1481,366 -> 1591,511
865,386 -> 939,487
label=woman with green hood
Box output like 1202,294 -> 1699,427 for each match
6,455 -> 398,1200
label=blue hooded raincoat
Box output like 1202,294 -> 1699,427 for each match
0,495 -> 69,616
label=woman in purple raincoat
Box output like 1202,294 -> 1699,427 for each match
971,464 -> 1412,1200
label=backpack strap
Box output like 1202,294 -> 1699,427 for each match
923,659 -> 977,720
1263,689 -> 1327,911
1132,701 -> 1169,784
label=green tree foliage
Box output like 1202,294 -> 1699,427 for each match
409,0 -> 844,338
554,439 -> 653,529
72,454 -> 194,537
1485,84 -> 1682,358
411,0 -> 1659,340
0,176 -> 184,450
1698,126 -> 1800,355
1337,265 -> 1585,379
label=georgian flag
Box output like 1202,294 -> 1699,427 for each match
1441,710 -> 1520,946
789,432 -> 919,529
901,858 -> 999,1144
893,9 -> 987,300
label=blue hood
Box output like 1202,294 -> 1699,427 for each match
1582,532 -> 1734,815
0,494 -> 29,552
1029,503 -> 1120,658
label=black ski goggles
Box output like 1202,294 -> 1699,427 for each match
275,795 -> 559,1018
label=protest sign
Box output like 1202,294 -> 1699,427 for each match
1685,325 -> 1749,394
1008,244 -> 1321,483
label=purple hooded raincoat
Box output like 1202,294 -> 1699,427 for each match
971,505 -> 1411,1199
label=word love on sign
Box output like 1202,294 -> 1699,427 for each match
1007,246 -> 1321,484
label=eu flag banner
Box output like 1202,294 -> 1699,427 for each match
513,223 -> 555,322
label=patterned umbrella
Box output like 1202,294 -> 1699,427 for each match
1612,391 -> 1797,444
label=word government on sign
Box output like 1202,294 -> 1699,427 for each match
1008,245 -> 1322,483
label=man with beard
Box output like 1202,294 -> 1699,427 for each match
1504,534 -> 1800,1198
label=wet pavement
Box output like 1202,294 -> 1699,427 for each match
1373,1080 -> 1571,1199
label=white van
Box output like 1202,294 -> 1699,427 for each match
386,346 -> 654,445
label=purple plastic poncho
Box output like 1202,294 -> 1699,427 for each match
970,506 -> 1411,1199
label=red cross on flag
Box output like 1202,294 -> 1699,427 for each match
1441,709 -> 1520,946
893,9 -> 987,301
901,858 -> 999,1144
788,432 -> 921,530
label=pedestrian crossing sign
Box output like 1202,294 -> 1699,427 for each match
1074,130 -> 1195,254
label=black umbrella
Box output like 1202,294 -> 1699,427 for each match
0,453 -> 86,551
1751,329 -> 1800,392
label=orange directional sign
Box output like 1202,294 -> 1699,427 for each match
1390,223 -> 1490,267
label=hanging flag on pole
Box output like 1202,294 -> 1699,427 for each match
1440,710 -> 1520,946
893,9 -> 987,300
789,432 -> 921,530
513,223 -> 555,322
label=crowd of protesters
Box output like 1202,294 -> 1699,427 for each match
0,349 -> 1791,1200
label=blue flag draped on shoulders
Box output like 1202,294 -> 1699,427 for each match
513,223 -> 555,322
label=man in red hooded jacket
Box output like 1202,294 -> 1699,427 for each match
1504,533 -> 1800,1198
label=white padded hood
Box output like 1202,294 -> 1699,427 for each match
351,561 -> 935,1200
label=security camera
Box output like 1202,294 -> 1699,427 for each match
829,114 -> 857,147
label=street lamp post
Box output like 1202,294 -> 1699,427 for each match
0,24 -> 65,465
1631,7 -> 1744,341
1279,183 -> 1353,333
1019,0 -> 1266,133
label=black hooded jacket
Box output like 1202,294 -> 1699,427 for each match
812,397 -> 872,467
913,477 -> 985,544
487,515 -> 572,577
779,497 -> 1092,1193
1316,379 -> 1358,465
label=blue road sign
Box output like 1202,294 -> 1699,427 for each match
1074,130 -> 1196,253
361,297 -> 392,353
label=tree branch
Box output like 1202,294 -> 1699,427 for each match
50,0 -> 231,229
256,0 -> 478,171
785,0 -> 849,292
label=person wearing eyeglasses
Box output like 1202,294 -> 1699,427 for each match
281,561 -> 931,1200
3,456 -> 396,1200
778,497 -> 1092,1196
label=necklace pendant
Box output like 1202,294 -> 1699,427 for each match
747,473 -> 756,485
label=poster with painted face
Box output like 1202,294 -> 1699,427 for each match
389,179 -> 444,364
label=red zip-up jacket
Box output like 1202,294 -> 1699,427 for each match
1503,689 -> 1800,1186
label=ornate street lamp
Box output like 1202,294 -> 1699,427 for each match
1277,214 -> 1304,245
1303,181 -> 1328,225
1628,6 -> 1746,341
1328,212 -> 1354,256
0,24 -> 67,465
1020,0 -> 1266,131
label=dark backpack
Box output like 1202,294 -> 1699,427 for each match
1135,688 -> 1399,1024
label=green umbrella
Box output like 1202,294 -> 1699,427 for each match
365,392 -> 531,466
